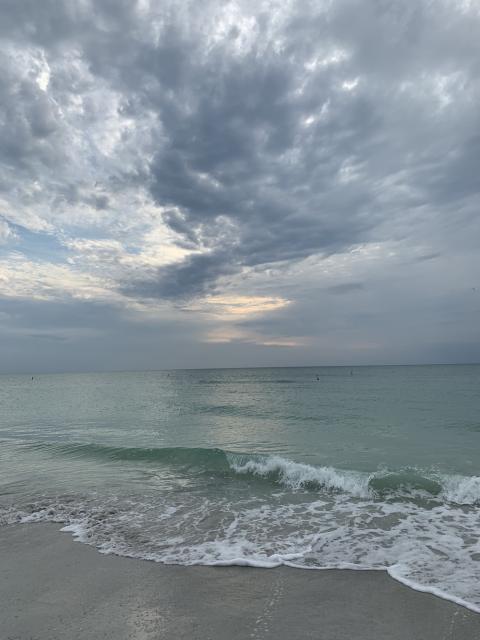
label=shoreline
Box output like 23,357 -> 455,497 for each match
1,523 -> 478,640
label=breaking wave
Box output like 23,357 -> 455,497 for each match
21,441 -> 480,505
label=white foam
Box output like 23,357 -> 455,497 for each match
2,471 -> 480,614
388,567 -> 480,614
229,454 -> 480,508
441,474 -> 480,505
60,522 -> 89,542
228,455 -> 371,497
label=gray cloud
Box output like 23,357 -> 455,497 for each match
108,0 -> 480,298
327,283 -> 365,295
415,252 -> 441,263
0,295 -> 206,373
124,250 -> 238,300
0,0 -> 479,370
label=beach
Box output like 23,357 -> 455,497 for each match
2,367 -> 480,635
1,523 -> 479,640
2,0 -> 480,634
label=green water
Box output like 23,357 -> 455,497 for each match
0,365 -> 479,611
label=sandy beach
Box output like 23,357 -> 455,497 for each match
0,523 -> 478,640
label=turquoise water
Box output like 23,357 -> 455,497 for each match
1,365 -> 479,610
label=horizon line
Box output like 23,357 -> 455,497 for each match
1,362 -> 479,376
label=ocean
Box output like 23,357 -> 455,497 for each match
0,365 -> 479,612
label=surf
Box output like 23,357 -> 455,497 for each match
19,441 -> 480,506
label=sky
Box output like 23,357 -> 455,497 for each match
0,0 -> 479,373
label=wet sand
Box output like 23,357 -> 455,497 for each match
1,523 -> 479,640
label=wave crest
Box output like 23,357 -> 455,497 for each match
21,441 -> 480,505
228,455 -> 371,497
227,455 -> 480,505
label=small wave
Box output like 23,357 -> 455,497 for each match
20,441 -> 480,505
228,455 -> 371,497
369,471 -> 443,498
25,442 -> 231,470
228,455 -> 480,505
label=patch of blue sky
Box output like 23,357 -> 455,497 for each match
1,224 -> 68,264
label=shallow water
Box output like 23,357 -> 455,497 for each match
0,365 -> 479,611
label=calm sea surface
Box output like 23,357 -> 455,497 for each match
1,365 -> 479,610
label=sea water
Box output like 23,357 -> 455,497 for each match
0,365 -> 479,611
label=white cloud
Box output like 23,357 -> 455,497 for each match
0,219 -> 15,243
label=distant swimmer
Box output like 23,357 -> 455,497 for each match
316,375 -> 319,381
350,370 -> 353,376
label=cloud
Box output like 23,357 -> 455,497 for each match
198,294 -> 290,318
0,219 -> 15,244
327,282 -> 364,295
0,252 -> 117,302
124,249 -> 238,300
0,0 -> 479,370
104,0 -> 480,299
415,252 -> 441,263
